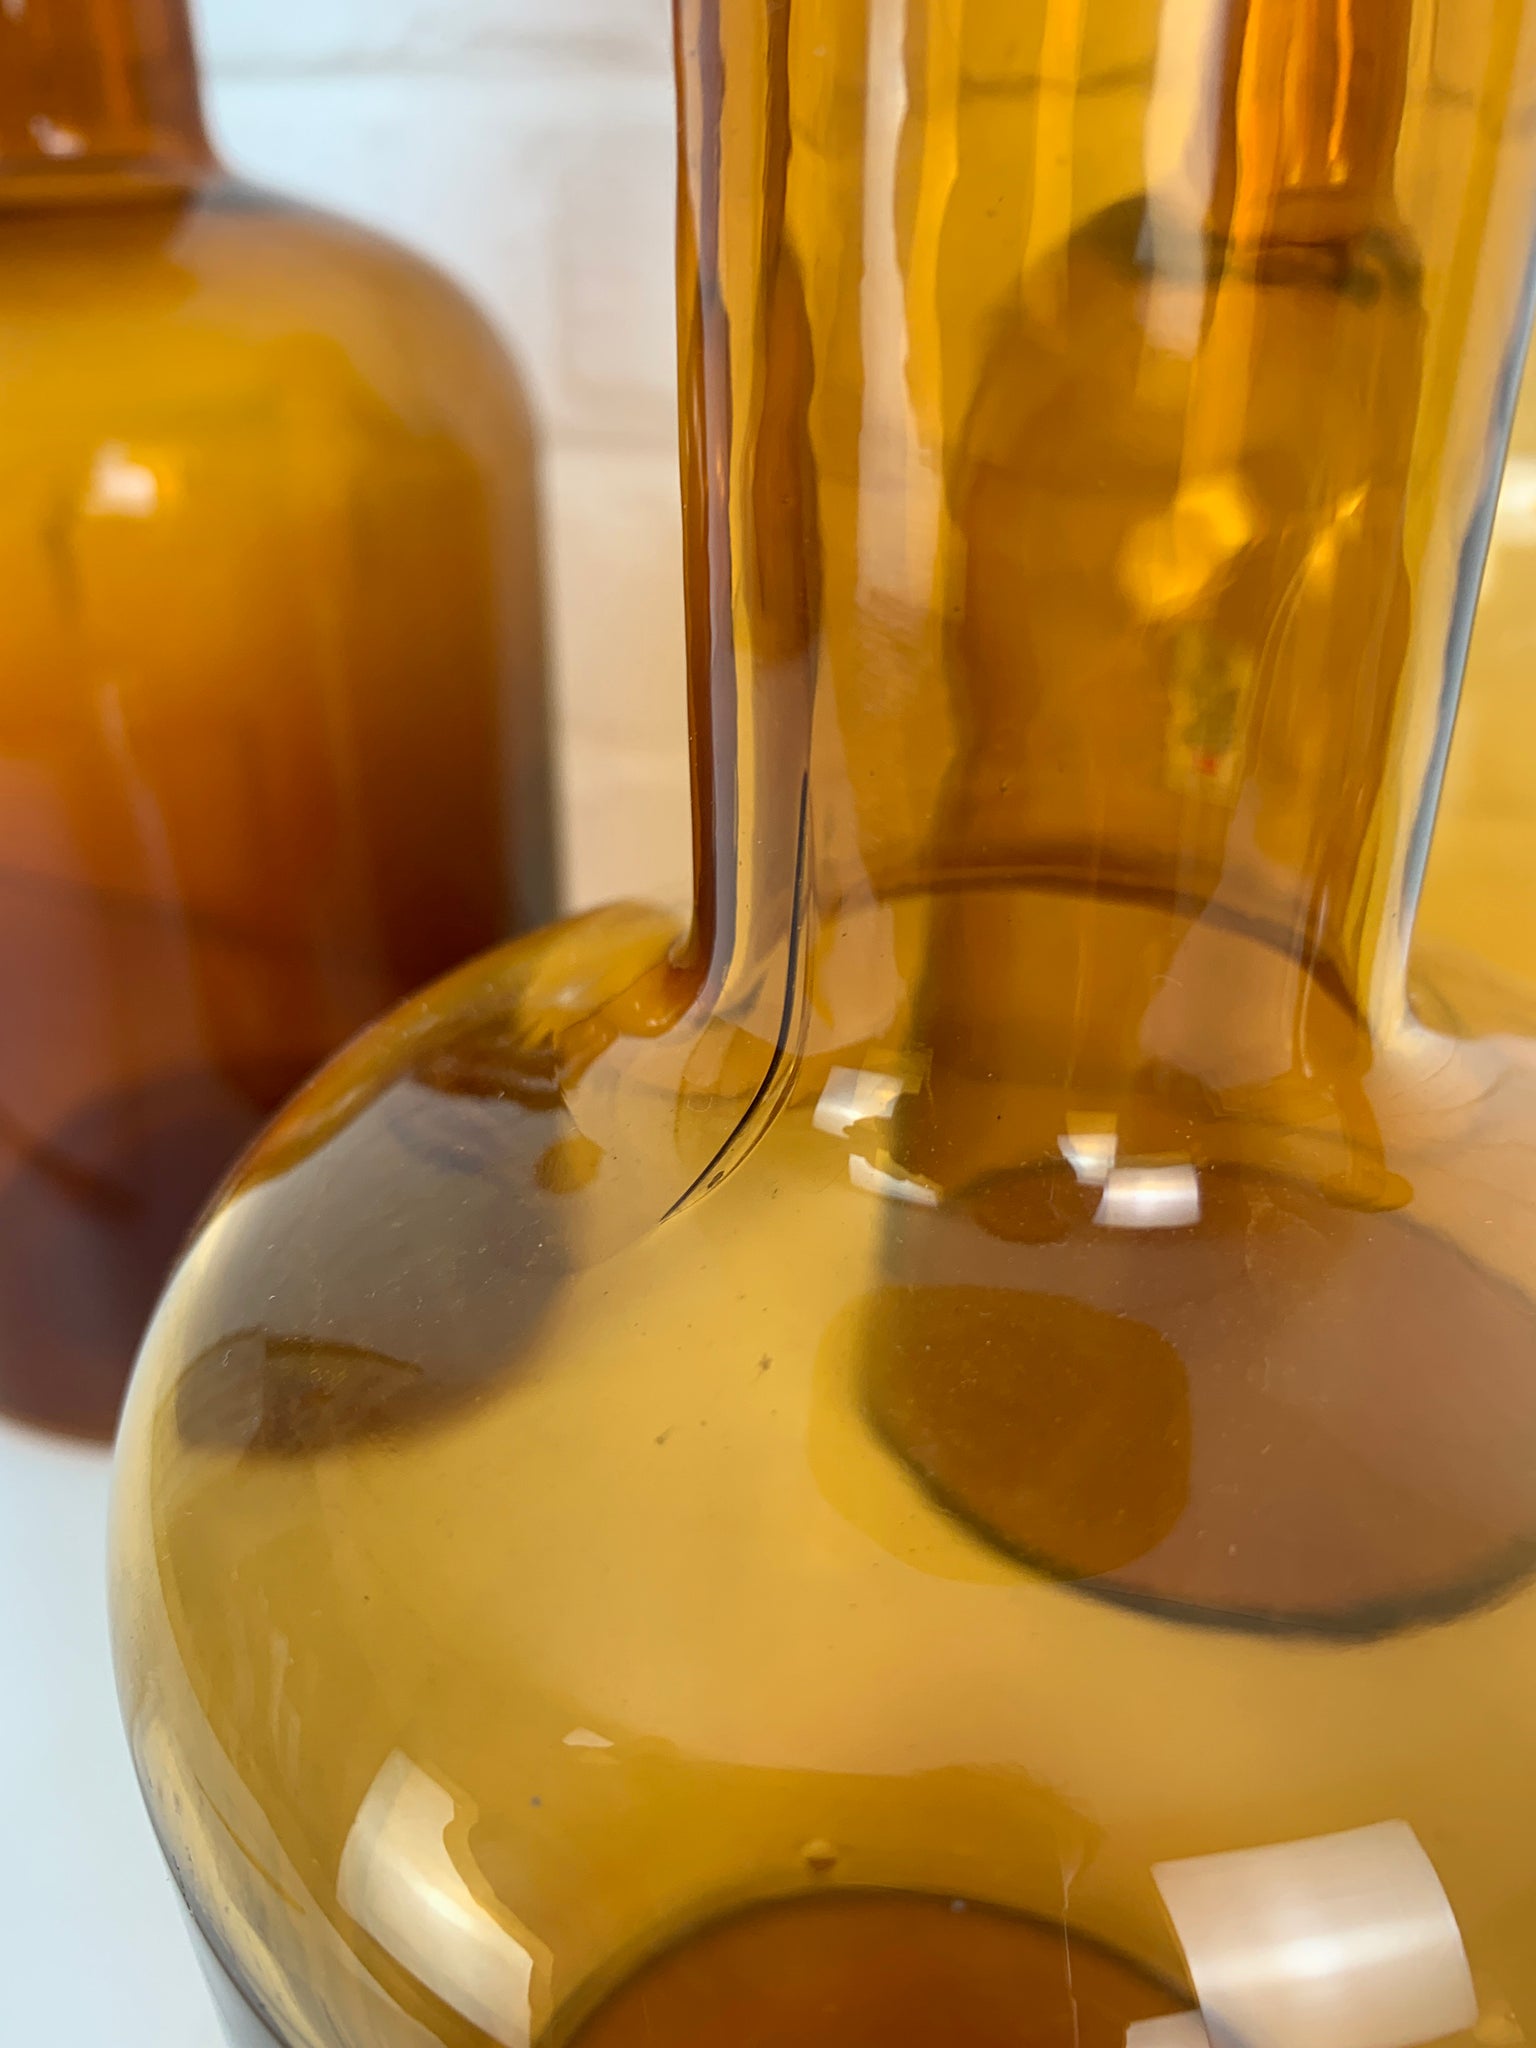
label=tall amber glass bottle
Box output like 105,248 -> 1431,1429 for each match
115,1 -> 1536,2044
0,0 -> 552,1440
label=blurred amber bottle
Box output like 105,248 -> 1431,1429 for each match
0,0 -> 553,1439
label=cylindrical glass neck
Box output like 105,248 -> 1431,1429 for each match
0,0 -> 211,181
1215,0 -> 1410,246
674,0 -> 1536,1057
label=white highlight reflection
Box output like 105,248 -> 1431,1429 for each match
1095,1163 -> 1201,1230
855,0 -> 940,608
562,1727 -> 613,1750
29,113 -> 84,156
338,1752 -> 542,2048
849,1154 -> 939,1208
1141,0 -> 1230,353
1127,2018 -> 1212,2048
84,443 -> 160,518
1494,455 -> 1536,549
1147,1821 -> 1476,2048
1059,1127 -> 1119,1188
814,1066 -> 908,1138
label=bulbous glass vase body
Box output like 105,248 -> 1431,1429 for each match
114,1 -> 1536,2043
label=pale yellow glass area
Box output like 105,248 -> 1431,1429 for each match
114,2 -> 1536,2044
1415,360 -> 1536,1020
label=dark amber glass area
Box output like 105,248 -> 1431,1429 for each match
565,1892 -> 1182,2048
866,1163 -> 1536,1636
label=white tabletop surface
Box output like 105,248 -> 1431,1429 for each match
0,1413 -> 218,2044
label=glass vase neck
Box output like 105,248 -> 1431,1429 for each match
674,0 -> 1531,1072
0,0 -> 212,185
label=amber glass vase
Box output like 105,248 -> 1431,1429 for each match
114,0 -> 1536,2042
0,0 -> 552,1440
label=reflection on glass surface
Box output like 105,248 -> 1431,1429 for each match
1128,2019 -> 1215,2048
1060,1123 -> 1120,1189
338,1754 -> 545,2048
1094,1164 -> 1203,1232
812,1064 -> 912,1137
1147,1823 -> 1475,2048
112,0 -> 1536,2043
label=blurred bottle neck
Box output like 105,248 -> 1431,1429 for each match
0,0 -> 213,183
1213,0 -> 1411,247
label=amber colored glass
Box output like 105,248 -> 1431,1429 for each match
0,0 -> 553,1440
113,1 -> 1536,2042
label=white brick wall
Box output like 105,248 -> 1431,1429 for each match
192,0 -> 692,914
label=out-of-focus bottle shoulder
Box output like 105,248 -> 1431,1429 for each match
0,169 -> 537,446
195,175 -> 538,427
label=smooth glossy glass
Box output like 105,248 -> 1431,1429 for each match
0,0 -> 552,1439
1414,348 -> 1536,1025
114,1 -> 1536,2042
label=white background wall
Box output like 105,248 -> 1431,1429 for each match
192,0 -> 694,916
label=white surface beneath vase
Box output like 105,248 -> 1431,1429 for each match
0,1415 -> 213,2045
